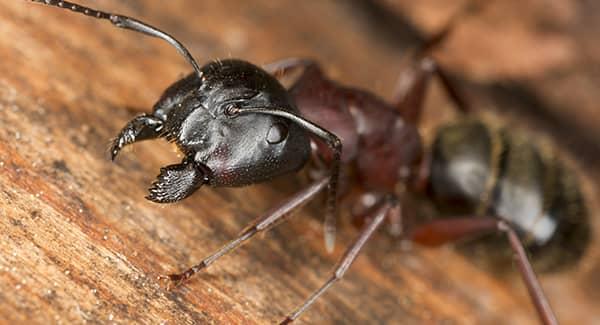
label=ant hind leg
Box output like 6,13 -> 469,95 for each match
410,217 -> 558,325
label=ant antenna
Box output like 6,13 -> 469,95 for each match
229,106 -> 342,253
30,0 -> 203,78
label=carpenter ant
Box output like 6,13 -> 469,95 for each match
31,1 -> 589,324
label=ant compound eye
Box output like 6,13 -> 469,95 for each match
266,122 -> 288,144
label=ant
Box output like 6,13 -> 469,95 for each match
31,1 -> 589,324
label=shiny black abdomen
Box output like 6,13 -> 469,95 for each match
429,120 -> 589,271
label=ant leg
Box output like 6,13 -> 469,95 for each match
352,192 -> 404,237
498,221 -> 557,325
281,197 -> 399,324
410,217 -> 558,325
109,114 -> 163,160
159,176 -> 329,289
392,56 -> 470,124
393,1 -> 477,124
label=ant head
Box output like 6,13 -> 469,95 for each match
159,60 -> 311,194
32,2 -> 339,218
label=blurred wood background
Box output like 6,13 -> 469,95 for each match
0,0 -> 598,324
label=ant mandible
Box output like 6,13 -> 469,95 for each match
31,1 -> 590,324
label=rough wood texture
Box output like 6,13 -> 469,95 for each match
0,1 -> 598,324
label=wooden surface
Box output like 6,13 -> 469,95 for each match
0,1 -> 598,324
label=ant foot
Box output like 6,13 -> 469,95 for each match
157,272 -> 188,291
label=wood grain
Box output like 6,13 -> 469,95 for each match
0,1 -> 598,324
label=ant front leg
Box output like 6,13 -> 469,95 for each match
109,113 -> 163,160
159,177 -> 329,289
410,217 -> 558,325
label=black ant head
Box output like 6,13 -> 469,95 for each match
145,60 -> 311,202
34,1 -> 341,241
175,60 -> 311,186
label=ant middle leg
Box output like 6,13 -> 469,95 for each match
410,217 -> 558,325
281,196 -> 400,324
352,192 -> 405,237
159,176 -> 329,289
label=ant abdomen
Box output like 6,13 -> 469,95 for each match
429,119 -> 590,271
